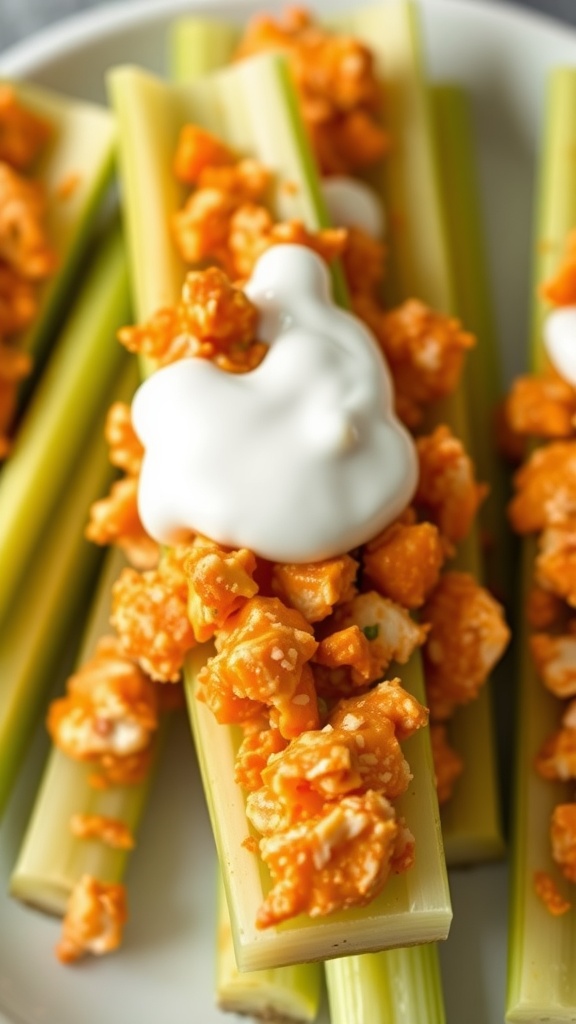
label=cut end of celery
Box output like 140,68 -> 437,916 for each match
186,647 -> 451,974
217,880 -> 321,1023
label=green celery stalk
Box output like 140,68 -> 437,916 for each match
506,68 -> 576,1024
325,944 -> 445,1024
169,22 -> 324,1017
170,10 -> 447,1014
0,355 -> 138,819
0,223 -> 131,625
10,546 -> 160,915
215,878 -> 321,1022
430,83 -> 510,607
330,0 -> 504,866
5,81 -> 116,385
109,53 -> 451,972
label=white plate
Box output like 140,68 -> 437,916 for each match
0,1 -> 574,1021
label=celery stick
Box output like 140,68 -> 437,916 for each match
110,55 -> 451,971
216,878 -> 321,1023
0,223 -> 131,626
431,83 -> 510,607
325,944 -> 445,1024
170,26 -> 325,1014
0,356 -> 138,819
170,14 -> 447,1012
10,546 -> 159,915
169,16 -> 238,82
332,0 -> 504,865
506,68 -> 576,1024
6,80 -> 116,372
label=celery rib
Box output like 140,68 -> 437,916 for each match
0,355 -> 138,820
0,223 -> 131,626
6,81 -> 116,387
506,68 -> 576,1024
10,546 -> 160,915
109,51 -> 450,972
330,0 -> 504,866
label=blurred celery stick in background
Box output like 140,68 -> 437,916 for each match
8,81 -> 116,386
325,945 -> 446,1024
0,223 -> 131,625
431,83 -> 510,607
10,547 -> 161,915
0,355 -> 138,820
506,68 -> 576,1024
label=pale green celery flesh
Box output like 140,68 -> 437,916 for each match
169,17 -> 238,82
332,0 -> 503,865
325,944 -> 445,1024
216,879 -> 321,1023
0,356 -> 138,820
430,83 -> 510,608
506,69 -> 576,1024
0,223 -> 130,626
7,81 -> 116,373
10,546 -> 158,915
111,50 -> 449,972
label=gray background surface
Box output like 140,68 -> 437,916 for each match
1,0 -> 576,51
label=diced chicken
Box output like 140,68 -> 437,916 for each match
508,440 -> 576,534
363,515 -> 445,608
415,425 -> 487,545
272,553 -> 358,622
184,537 -> 258,641
56,876 -> 127,963
530,632 -> 576,698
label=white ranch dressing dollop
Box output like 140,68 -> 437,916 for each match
132,244 -> 417,563
321,176 -> 385,238
544,305 -> 576,385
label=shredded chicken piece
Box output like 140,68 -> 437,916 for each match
530,632 -> 576,698
535,725 -> 576,781
271,553 -> 358,623
235,714 -> 288,792
377,300 -> 473,418
508,440 -> 576,534
0,86 -> 52,170
0,161 -> 57,279
235,8 -> 387,175
540,228 -> 576,306
198,596 -> 319,737
173,124 -> 235,185
119,265 -> 261,371
256,791 -> 411,928
334,591 -> 429,683
503,371 -> 576,440
228,206 -> 347,281
363,516 -> 445,609
47,636 -> 159,783
85,476 -> 160,570
247,679 -> 427,834
422,572 -> 510,720
415,425 -> 487,545
551,803 -> 576,883
111,550 -> 196,682
341,227 -> 386,300
0,263 -> 37,336
430,723 -> 464,805
104,401 -> 144,476
535,521 -> 576,606
70,814 -> 135,850
313,625 -> 372,686
184,537 -> 259,642
534,870 -> 571,916
525,584 -> 566,630
56,875 -> 128,963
